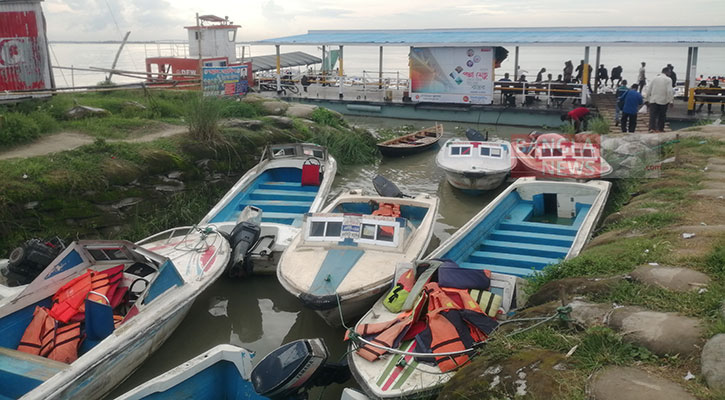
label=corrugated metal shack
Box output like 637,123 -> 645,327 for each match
0,0 -> 54,102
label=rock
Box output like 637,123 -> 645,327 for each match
241,93 -> 267,103
140,149 -> 182,174
569,300 -> 613,327
121,101 -> 147,113
601,137 -> 626,152
630,265 -> 710,292
607,306 -> 704,356
24,201 -> 39,210
167,171 -> 183,180
627,133 -> 664,148
220,118 -> 264,130
614,141 -> 650,157
618,156 -> 641,169
589,366 -> 696,400
65,105 -> 111,119
102,159 -> 143,186
265,115 -> 293,128
527,276 -> 622,306
438,349 -> 575,400
286,104 -> 317,119
111,197 -> 143,210
260,100 -> 289,115
702,334 -> 725,392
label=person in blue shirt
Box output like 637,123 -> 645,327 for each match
621,83 -> 644,133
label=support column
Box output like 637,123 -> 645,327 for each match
514,46 -> 519,80
594,46 -> 601,93
684,47 -> 693,95
378,46 -> 383,89
687,47 -> 699,112
275,44 -> 281,94
582,46 -> 590,105
338,45 -> 344,99
321,45 -> 326,74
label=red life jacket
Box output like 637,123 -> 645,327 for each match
50,265 -> 123,323
372,203 -> 401,218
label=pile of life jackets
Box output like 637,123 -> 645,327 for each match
349,261 -> 501,373
17,265 -> 126,363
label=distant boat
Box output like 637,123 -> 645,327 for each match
347,178 -> 611,399
277,189 -> 439,326
377,124 -> 443,157
0,227 -> 230,399
511,133 -> 613,179
436,138 -> 516,191
199,143 -> 336,275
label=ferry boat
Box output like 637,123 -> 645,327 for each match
277,189 -> 438,327
347,178 -> 611,398
0,226 -> 230,399
199,143 -> 336,275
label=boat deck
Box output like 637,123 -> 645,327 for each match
210,169 -> 320,227
454,200 -> 590,277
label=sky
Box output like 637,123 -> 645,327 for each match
43,0 -> 725,42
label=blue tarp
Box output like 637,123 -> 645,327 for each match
257,26 -> 725,47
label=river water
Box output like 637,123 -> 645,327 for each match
110,119 -> 531,398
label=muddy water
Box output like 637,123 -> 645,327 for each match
112,119 -> 532,399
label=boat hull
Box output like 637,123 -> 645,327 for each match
442,169 -> 509,191
308,283 -> 389,327
377,140 -> 439,157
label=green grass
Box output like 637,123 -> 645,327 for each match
573,326 -> 656,370
185,96 -> 222,142
601,210 -> 681,232
589,116 -> 611,134
307,126 -> 379,165
527,237 -> 671,294
310,107 -> 346,128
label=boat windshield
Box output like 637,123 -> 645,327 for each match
267,144 -> 326,160
304,213 -> 403,247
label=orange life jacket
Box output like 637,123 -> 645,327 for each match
17,306 -> 55,355
17,306 -> 81,364
372,203 -> 401,236
50,265 -> 124,323
426,309 -> 470,372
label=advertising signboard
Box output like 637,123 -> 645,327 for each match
202,64 -> 250,97
410,47 -> 494,104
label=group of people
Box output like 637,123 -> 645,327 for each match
614,65 -> 676,133
695,77 -> 725,115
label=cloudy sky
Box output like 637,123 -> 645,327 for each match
44,0 -> 725,42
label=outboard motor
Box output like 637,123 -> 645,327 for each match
251,338 -> 350,400
227,206 -> 262,278
3,237 -> 65,286
465,128 -> 489,142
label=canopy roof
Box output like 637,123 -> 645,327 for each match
248,51 -> 321,72
257,26 -> 725,47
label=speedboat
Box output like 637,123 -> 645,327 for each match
0,226 -> 230,399
347,178 -> 611,398
435,138 -> 515,191
511,133 -> 613,179
116,338 -> 359,400
199,143 -> 336,275
277,189 -> 439,327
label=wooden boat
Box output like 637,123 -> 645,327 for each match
511,133 -> 613,179
435,138 -> 516,191
199,143 -> 336,274
0,226 -> 230,399
376,124 -> 443,157
277,189 -> 439,327
348,178 -> 611,398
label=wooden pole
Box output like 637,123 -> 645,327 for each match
378,46 -> 383,89
106,31 -> 131,83
594,46 -> 601,93
276,44 -> 281,93
196,13 -> 203,93
338,45 -> 344,99
514,46 -> 519,81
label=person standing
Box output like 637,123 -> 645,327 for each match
614,79 -> 629,126
536,67 -> 546,82
597,64 -> 609,89
575,60 -> 585,83
667,64 -> 677,88
644,67 -> 674,133
611,65 -> 623,87
563,61 -> 574,83
620,84 -> 643,133
638,62 -> 647,93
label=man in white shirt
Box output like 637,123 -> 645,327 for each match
644,67 -> 675,133
638,62 -> 647,93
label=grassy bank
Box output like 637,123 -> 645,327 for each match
0,91 -> 380,255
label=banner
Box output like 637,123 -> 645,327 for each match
410,47 -> 494,104
202,64 -> 249,97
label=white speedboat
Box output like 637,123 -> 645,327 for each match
199,143 -> 336,275
435,138 -> 516,191
348,178 -> 611,398
277,189 -> 439,327
0,226 -> 230,399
